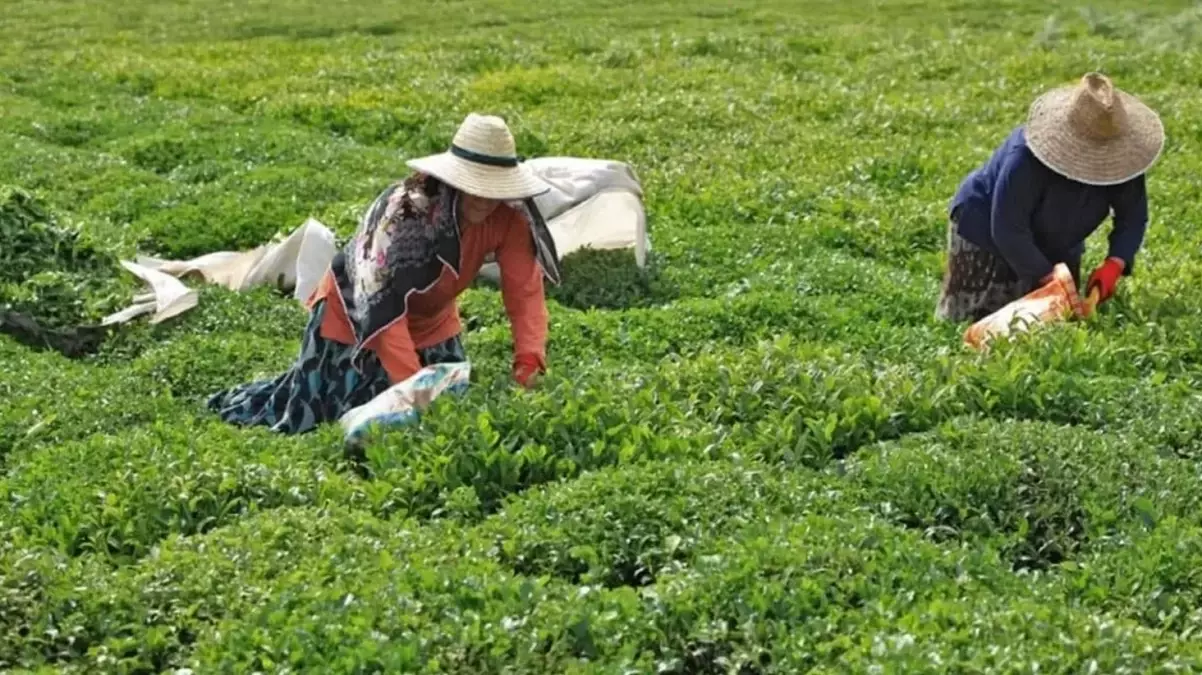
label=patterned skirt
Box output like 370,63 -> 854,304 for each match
934,220 -> 1032,323
207,300 -> 468,435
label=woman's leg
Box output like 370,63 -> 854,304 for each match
935,220 -> 1030,322
207,300 -> 391,434
417,334 -> 469,366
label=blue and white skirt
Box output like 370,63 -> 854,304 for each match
207,300 -> 467,435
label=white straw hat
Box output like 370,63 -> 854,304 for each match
1025,72 -> 1165,186
406,113 -> 550,200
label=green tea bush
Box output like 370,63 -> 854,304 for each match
356,366 -> 726,518
184,538 -> 639,674
0,340 -> 182,462
0,463 -> 840,670
183,510 -> 1202,673
51,493 -> 994,673
135,192 -> 327,260
0,420 -> 368,560
844,418 -> 1202,570
539,289 -> 947,366
10,507 -> 639,673
129,331 -> 299,400
95,285 -> 308,362
608,513 -> 1013,673
471,459 -> 855,587
605,511 -> 1201,672
0,543 -> 81,670
0,507 -> 394,671
826,594 -> 1202,673
1059,517 -> 1202,637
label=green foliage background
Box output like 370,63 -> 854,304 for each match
5,0 -> 1202,671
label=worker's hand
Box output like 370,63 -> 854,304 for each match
512,353 -> 544,389
1087,257 -> 1125,303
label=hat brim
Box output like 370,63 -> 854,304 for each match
1025,87 -> 1165,186
406,153 -> 550,201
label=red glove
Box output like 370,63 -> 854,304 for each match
512,353 -> 544,388
1087,257 -> 1125,303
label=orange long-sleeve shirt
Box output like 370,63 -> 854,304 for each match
308,203 -> 549,384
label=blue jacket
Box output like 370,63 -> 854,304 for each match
950,126 -> 1147,284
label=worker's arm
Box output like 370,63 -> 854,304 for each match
372,317 -> 423,385
495,211 -> 549,380
1107,174 -> 1149,277
990,149 -> 1054,285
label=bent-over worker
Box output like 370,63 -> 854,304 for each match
936,72 -> 1165,322
208,113 -> 562,434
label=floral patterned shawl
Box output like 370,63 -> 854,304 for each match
328,174 -> 561,361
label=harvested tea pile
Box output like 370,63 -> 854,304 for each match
0,186 -> 127,356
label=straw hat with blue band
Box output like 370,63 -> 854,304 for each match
407,113 -> 550,201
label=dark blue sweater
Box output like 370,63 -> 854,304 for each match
949,126 -> 1147,284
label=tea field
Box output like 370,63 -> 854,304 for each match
6,0 -> 1202,671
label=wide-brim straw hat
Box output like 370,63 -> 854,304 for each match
406,113 -> 549,201
1025,72 -> 1165,186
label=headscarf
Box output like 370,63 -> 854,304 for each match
328,173 -> 561,361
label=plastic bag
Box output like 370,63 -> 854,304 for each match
964,263 -> 1097,350
136,217 -> 337,302
339,361 -> 471,445
101,260 -> 199,326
